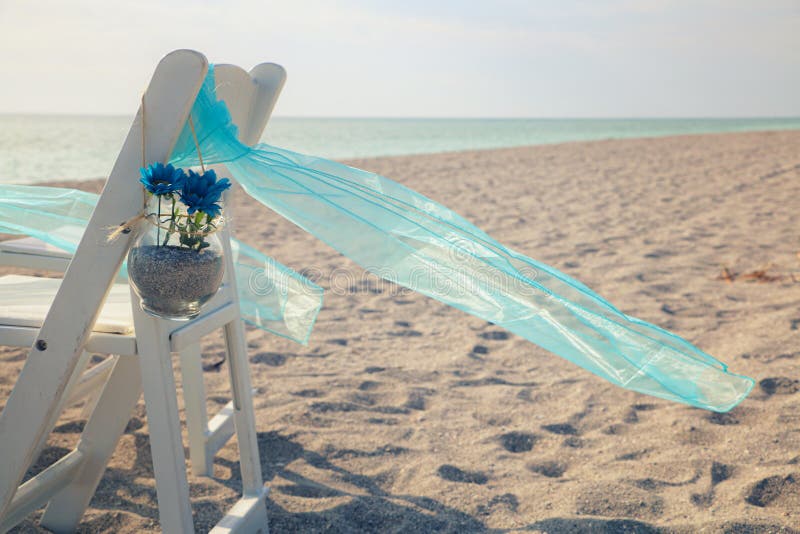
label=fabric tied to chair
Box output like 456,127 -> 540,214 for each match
169,66 -> 753,412
0,65 -> 755,411
0,183 -> 323,344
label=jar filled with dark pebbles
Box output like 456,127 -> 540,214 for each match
128,203 -> 225,320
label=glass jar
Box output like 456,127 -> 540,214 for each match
128,194 -> 225,320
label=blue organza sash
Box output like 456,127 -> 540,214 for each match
169,66 -> 753,412
0,184 -> 322,344
0,65 -> 754,411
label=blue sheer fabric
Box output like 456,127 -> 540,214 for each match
0,184 -> 323,344
0,65 -> 754,411
170,66 -> 753,412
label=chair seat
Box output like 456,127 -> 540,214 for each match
0,275 -> 133,335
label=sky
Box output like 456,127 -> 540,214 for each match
0,0 -> 798,118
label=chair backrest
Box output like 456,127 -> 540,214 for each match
214,63 -> 286,146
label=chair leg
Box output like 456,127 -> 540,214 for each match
178,342 -> 213,476
40,354 -> 142,532
133,311 -> 195,533
223,319 -> 267,513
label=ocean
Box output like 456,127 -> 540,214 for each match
2,115 -> 799,184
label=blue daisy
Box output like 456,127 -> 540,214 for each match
180,169 -> 231,219
139,162 -> 186,195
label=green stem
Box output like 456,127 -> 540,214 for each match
156,196 -> 161,246
162,196 -> 176,246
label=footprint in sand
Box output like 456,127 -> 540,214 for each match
616,449 -> 649,461
707,411 -> 740,426
541,423 -> 579,436
310,401 -> 361,413
711,462 -> 734,485
760,377 -> 800,396
437,464 -> 489,485
367,418 -> 399,425
404,388 -> 435,411
388,329 -> 423,337
575,484 -> 664,519
479,331 -> 510,341
476,493 -> 519,516
634,469 -> 702,492
528,461 -> 567,478
276,484 -> 344,499
690,492 -> 714,507
499,431 -> 538,453
624,409 -> 639,423
562,436 -> 584,448
358,380 -> 381,391
292,389 -> 325,398
694,467 -> 733,503
746,473 -> 800,507
250,352 -> 288,366
453,376 -> 537,387
326,444 -> 409,460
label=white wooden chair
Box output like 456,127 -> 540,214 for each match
0,50 -> 279,533
0,62 -> 285,480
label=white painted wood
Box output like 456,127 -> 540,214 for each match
0,52 -> 281,532
0,237 -> 72,272
0,49 -> 207,520
31,350 -> 93,468
223,316 -> 266,499
169,301 -> 238,352
246,63 -> 286,145
78,379 -> 104,421
214,64 -> 260,145
0,450 -> 86,532
209,488 -> 270,534
205,401 -> 236,458
0,324 -> 137,356
212,63 -> 285,147
218,222 -> 264,500
40,354 -> 142,532
0,275 -> 134,334
178,342 -> 212,476
66,357 -> 115,407
131,298 -> 195,533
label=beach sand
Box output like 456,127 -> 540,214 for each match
2,130 -> 800,532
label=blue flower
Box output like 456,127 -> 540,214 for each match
140,162 -> 186,195
179,169 -> 231,219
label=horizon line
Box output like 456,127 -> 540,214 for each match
1,112 -> 800,121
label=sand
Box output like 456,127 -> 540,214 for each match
2,130 -> 800,533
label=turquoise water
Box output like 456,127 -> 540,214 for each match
1,115 -> 799,184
